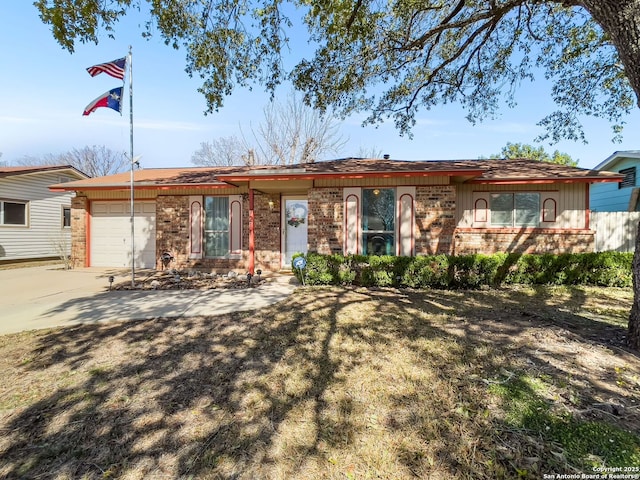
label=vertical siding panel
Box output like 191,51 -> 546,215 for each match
592,211 -> 640,252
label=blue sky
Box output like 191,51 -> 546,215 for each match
1,2 -> 638,170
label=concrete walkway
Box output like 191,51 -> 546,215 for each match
0,265 -> 298,335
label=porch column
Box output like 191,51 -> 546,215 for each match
248,188 -> 255,274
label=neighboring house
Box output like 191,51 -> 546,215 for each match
0,165 -> 89,263
50,158 -> 621,272
591,150 -> 640,212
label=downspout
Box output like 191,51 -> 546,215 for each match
248,188 -> 255,274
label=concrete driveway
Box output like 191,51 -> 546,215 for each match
0,265 -> 298,335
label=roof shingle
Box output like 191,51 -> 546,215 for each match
48,158 -> 621,190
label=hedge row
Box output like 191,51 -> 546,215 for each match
292,251 -> 633,289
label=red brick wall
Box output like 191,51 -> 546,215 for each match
308,187 -> 343,255
156,195 -> 192,269
415,185 -> 457,255
453,229 -> 594,255
155,193 -> 282,273
253,194 -> 282,272
69,187 -> 595,271
70,196 -> 88,269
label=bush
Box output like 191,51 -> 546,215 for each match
293,251 -> 632,289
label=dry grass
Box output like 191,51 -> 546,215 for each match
0,285 -> 639,479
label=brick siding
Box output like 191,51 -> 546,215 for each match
156,195 -> 192,269
155,193 -> 282,273
307,188 -> 343,255
253,194 -> 282,272
70,196 -> 88,269
414,185 -> 457,255
69,185 -> 594,271
453,229 -> 594,255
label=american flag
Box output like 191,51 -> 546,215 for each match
86,57 -> 127,80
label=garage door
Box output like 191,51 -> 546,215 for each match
90,201 -> 156,268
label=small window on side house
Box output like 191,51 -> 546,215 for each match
62,207 -> 71,228
619,167 -> 636,189
1,200 -> 28,226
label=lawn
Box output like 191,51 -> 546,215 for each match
0,285 -> 639,479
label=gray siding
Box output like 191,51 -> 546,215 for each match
0,172 -> 76,261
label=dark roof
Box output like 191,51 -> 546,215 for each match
464,159 -> 620,183
49,158 -> 622,190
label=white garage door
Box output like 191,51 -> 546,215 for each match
91,201 -> 156,268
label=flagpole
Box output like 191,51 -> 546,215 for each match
129,45 -> 135,288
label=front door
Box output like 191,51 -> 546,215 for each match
282,197 -> 308,268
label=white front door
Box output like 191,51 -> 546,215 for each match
282,197 -> 308,268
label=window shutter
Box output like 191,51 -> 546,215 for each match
189,196 -> 203,259
397,187 -> 415,256
343,188 -> 361,255
229,195 -> 243,256
472,192 -> 491,228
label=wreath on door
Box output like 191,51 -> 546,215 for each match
286,203 -> 308,228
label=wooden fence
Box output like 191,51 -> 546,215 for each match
591,211 -> 640,252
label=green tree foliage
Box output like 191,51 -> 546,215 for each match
488,142 -> 578,166
35,1 -> 640,143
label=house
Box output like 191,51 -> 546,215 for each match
588,151 -> 640,253
49,158 -> 621,273
0,165 -> 89,263
591,150 -> 640,212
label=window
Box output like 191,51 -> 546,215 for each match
62,206 -> 71,228
619,167 -> 636,189
490,193 -> 540,227
1,200 -> 27,226
362,188 -> 395,255
204,197 -> 229,257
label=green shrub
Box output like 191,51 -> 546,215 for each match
293,251 -> 632,289
450,253 -> 506,289
401,254 -> 451,288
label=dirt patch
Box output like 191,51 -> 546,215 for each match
112,269 -> 264,290
0,285 -> 638,479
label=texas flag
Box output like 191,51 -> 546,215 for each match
82,87 -> 123,116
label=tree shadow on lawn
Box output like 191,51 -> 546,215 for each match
0,286 -> 638,479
